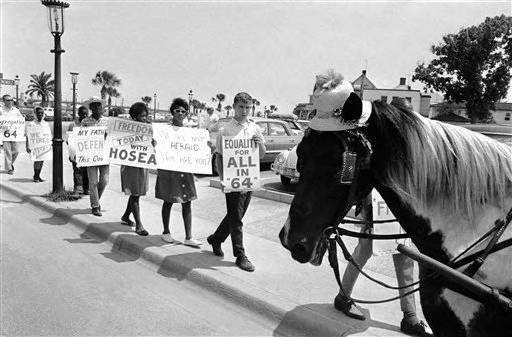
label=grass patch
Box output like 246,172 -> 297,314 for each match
43,190 -> 82,202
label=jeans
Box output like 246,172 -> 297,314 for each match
86,165 -> 109,208
71,160 -> 89,192
3,141 -> 19,171
210,191 -> 252,257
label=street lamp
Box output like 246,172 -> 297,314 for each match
41,0 -> 69,194
153,93 -> 157,120
70,72 -> 78,120
14,75 -> 20,107
188,89 -> 193,115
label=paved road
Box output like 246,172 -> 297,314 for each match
0,188 -> 280,336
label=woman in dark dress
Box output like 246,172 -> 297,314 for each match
120,102 -> 150,236
156,98 -> 201,247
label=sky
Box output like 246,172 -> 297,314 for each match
1,0 -> 510,113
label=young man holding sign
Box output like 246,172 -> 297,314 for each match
25,107 -> 52,182
207,92 -> 266,272
0,94 -> 24,174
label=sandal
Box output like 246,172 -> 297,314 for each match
121,217 -> 134,226
135,227 -> 149,236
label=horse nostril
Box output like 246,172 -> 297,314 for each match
291,243 -> 309,263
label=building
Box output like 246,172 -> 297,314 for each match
430,102 -> 512,126
292,70 -> 432,119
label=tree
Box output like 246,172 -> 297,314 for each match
252,99 -> 260,116
224,105 -> 232,116
216,93 -> 226,112
91,70 -> 122,112
141,96 -> 152,107
109,106 -> 124,117
413,15 -> 512,123
25,72 -> 54,107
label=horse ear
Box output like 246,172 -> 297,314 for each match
342,92 -> 363,122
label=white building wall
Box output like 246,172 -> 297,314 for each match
362,89 -> 421,112
494,110 -> 512,125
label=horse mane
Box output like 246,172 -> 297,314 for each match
370,101 -> 512,221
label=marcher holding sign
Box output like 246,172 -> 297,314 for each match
25,107 -> 52,182
118,103 -> 150,236
80,97 -> 109,217
154,98 -> 209,247
67,106 -> 90,195
207,92 -> 266,272
0,94 -> 25,174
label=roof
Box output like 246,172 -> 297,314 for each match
495,102 -> 512,111
431,112 -> 469,123
352,74 -> 377,90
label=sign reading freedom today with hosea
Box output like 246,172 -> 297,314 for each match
73,126 -> 109,167
26,122 -> 52,161
107,117 -> 156,169
0,116 -> 25,141
152,124 -> 212,174
221,136 -> 260,192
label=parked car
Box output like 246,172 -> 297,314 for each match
272,123 -> 512,186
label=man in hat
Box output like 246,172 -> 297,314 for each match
81,97 -> 109,216
0,94 -> 24,174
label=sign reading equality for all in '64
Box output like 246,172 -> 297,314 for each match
73,126 -> 109,167
221,136 -> 260,192
107,117 -> 156,169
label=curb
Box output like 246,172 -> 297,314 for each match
1,181 -> 353,337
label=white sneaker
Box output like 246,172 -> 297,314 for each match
184,238 -> 202,248
161,234 -> 176,243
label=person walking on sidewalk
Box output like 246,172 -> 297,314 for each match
67,105 -> 89,195
1,94 -> 23,174
334,194 -> 433,337
25,107 -> 50,182
206,92 -> 266,272
156,98 -> 202,247
81,97 -> 109,217
120,102 -> 149,236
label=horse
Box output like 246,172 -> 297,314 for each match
279,97 -> 512,337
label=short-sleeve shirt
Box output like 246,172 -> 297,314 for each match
80,116 -> 108,127
215,118 -> 265,156
0,106 -> 22,118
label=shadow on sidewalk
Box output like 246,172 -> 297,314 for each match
39,208 -> 93,226
273,303 -> 400,337
157,252 -> 234,281
8,178 -> 35,183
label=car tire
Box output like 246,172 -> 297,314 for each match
280,175 -> 291,185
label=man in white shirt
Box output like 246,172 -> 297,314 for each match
205,107 -> 220,132
1,94 -> 24,174
207,92 -> 266,272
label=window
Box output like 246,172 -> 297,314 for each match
256,122 -> 269,135
405,97 -> 412,103
392,96 -> 399,102
269,123 -> 288,136
380,96 -> 388,102
505,112 -> 511,121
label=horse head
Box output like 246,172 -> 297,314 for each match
279,92 -> 376,264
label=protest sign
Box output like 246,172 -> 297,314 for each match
152,124 -> 211,174
66,131 -> 76,160
221,136 -> 260,192
0,116 -> 25,141
73,126 -> 109,167
26,122 -> 52,161
107,117 -> 156,168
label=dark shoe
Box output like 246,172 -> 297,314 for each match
235,255 -> 255,272
92,207 -> 102,216
37,177 -> 45,182
121,217 -> 134,226
7,170 -> 13,175
135,227 -> 149,236
334,293 -> 366,320
400,319 -> 433,337
83,190 -> 89,195
207,235 -> 224,257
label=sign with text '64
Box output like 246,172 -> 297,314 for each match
0,116 -> 25,141
222,136 -> 260,192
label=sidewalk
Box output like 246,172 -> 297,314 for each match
0,152 -> 421,336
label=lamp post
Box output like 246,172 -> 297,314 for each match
188,89 -> 193,115
41,0 -> 69,194
14,75 -> 20,106
153,92 -> 157,120
70,72 -> 78,120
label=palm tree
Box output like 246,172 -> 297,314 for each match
141,96 -> 152,107
91,70 -> 122,112
224,105 -> 232,116
25,72 -> 54,107
252,99 -> 260,116
216,93 -> 225,112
